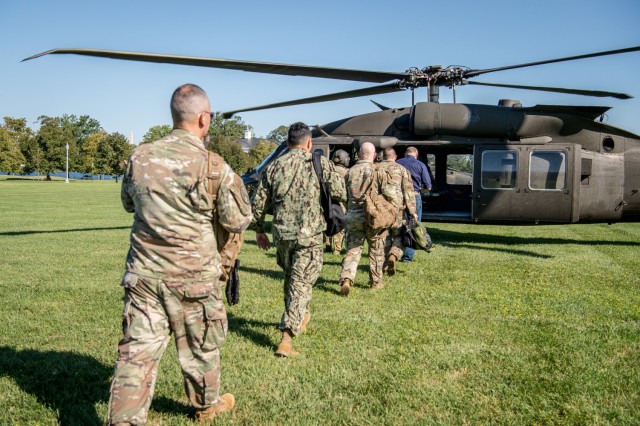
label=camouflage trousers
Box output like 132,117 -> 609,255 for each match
330,229 -> 346,255
384,226 -> 404,260
276,235 -> 323,336
339,228 -> 387,286
107,273 -> 227,425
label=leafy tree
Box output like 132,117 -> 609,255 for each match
108,132 -> 134,181
19,136 -> 43,174
266,125 -> 289,144
204,114 -> 255,174
208,137 -> 250,174
2,117 -> 33,173
248,139 -> 277,169
80,131 -> 107,174
0,127 -> 26,173
141,124 -> 172,144
36,116 -> 77,180
61,114 -> 103,147
209,113 -> 252,138
94,132 -> 133,180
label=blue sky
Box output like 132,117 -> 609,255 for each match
1,0 -> 639,143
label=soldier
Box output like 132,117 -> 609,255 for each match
397,146 -> 432,262
329,149 -> 350,255
377,147 -> 418,276
107,84 -> 252,426
339,142 -> 387,295
252,122 -> 346,357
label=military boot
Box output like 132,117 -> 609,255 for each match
340,278 -> 352,297
300,311 -> 311,333
195,393 -> 235,424
275,329 -> 299,357
386,254 -> 397,276
370,283 -> 384,290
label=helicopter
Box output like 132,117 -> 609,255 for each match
23,45 -> 640,224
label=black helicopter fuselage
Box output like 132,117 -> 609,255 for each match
247,100 -> 640,224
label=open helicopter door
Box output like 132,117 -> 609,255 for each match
472,144 -> 581,223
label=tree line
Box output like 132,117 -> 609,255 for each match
0,114 -> 288,179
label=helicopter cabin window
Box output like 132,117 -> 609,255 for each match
481,150 -> 517,189
446,154 -> 473,185
529,151 -> 567,190
425,153 -> 436,176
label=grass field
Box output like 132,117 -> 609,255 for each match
0,177 -> 638,425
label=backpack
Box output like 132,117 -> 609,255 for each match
412,221 -> 433,251
364,166 -> 397,231
207,151 -> 243,305
402,210 -> 433,251
312,152 -> 347,237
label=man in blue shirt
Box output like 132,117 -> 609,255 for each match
396,146 -> 432,262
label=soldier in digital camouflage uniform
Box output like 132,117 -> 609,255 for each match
376,147 -> 418,276
339,141 -> 387,295
252,122 -> 346,357
329,149 -> 350,255
107,84 -> 252,426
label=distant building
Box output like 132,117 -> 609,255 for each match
237,133 -> 277,153
129,131 -> 135,145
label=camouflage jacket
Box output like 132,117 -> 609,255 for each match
121,129 -> 252,280
333,163 -> 349,210
251,148 -> 346,242
345,160 -> 375,232
376,160 -> 417,225
334,164 -> 349,180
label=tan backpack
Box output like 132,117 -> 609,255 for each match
364,165 -> 397,231
207,151 -> 244,282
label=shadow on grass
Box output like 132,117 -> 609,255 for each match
227,312 -> 276,349
430,227 -> 640,248
0,346 -> 192,425
241,265 -> 284,281
0,226 -> 130,237
314,277 -> 340,295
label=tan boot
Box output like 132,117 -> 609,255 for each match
386,254 -> 397,276
371,283 -> 384,290
339,278 -> 352,297
300,311 -> 311,333
275,330 -> 299,357
195,393 -> 235,424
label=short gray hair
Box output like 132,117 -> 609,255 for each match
170,84 -> 210,124
405,146 -> 418,157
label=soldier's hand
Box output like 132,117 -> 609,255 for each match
256,232 -> 271,250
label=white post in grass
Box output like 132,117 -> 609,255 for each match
65,143 -> 69,183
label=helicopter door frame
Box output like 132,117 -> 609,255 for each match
472,144 -> 580,223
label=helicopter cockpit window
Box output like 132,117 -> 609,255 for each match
446,154 -> 473,185
481,150 -> 517,189
529,151 -> 566,190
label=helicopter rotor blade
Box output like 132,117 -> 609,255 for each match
222,82 -> 404,118
23,48 -> 406,84
465,45 -> 640,78
465,80 -> 632,99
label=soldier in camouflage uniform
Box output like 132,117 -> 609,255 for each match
107,84 -> 252,426
252,122 -> 346,357
329,149 -> 350,255
339,142 -> 387,295
377,147 -> 418,276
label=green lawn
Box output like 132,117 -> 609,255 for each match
0,178 -> 638,425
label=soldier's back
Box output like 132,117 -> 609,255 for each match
264,148 -> 324,241
377,160 -> 408,209
124,129 -> 218,279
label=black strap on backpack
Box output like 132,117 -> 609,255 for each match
312,152 -> 346,237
